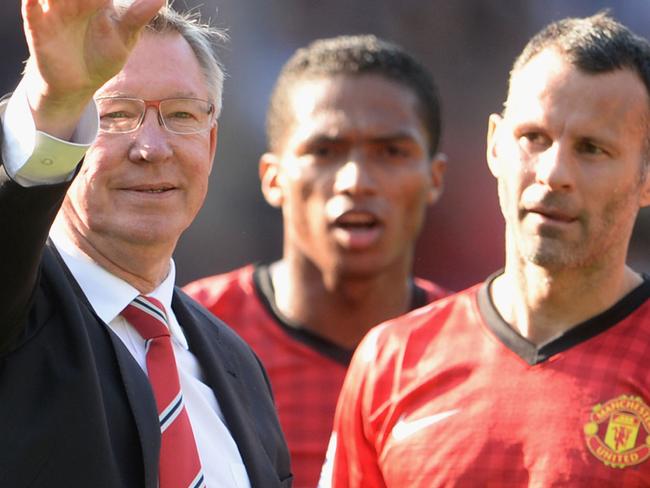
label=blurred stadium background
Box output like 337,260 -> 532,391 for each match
3,0 -> 649,291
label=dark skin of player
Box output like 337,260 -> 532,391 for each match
259,74 -> 446,348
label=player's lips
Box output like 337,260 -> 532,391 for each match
331,210 -> 383,250
526,205 -> 577,223
334,210 -> 381,228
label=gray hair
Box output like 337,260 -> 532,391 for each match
119,1 -> 227,116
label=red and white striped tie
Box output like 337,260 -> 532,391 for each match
122,295 -> 205,488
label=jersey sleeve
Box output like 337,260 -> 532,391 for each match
326,327 -> 388,488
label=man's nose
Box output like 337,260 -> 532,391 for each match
333,151 -> 376,196
534,142 -> 575,191
128,108 -> 173,163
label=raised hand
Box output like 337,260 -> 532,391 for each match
21,0 -> 165,138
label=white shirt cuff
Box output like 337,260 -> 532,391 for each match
1,78 -> 98,187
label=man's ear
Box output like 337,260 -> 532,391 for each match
486,113 -> 502,178
426,152 -> 447,205
207,123 -> 218,175
259,152 -> 283,208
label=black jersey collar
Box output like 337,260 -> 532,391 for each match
253,263 -> 431,365
477,270 -> 650,365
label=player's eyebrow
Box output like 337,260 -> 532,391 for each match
305,135 -> 344,144
304,130 -> 420,145
368,133 -> 420,145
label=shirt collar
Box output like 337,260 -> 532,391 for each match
49,223 -> 189,349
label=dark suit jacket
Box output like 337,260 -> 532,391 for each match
0,125 -> 292,487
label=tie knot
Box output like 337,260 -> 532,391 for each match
121,295 -> 170,340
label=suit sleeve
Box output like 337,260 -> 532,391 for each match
0,120 -> 76,353
327,328 -> 388,488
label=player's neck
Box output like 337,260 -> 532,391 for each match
270,259 -> 414,349
491,259 -> 642,345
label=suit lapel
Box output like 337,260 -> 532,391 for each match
108,332 -> 161,488
45,245 -> 162,488
172,290 -> 281,488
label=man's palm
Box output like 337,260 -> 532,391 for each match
23,0 -> 165,98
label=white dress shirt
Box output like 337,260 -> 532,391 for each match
1,88 -> 251,488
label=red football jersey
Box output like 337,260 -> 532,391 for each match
326,275 -> 650,487
184,264 -> 448,488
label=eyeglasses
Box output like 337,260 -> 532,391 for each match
95,97 -> 216,134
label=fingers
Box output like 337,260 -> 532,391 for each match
118,0 -> 166,35
26,0 -> 111,17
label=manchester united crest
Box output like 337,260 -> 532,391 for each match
584,395 -> 650,468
